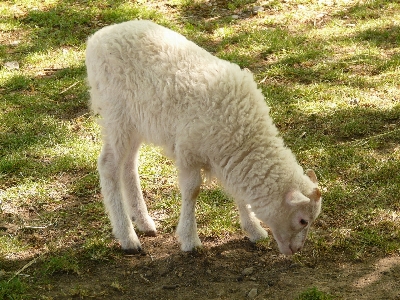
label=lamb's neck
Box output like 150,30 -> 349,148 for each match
215,136 -> 298,203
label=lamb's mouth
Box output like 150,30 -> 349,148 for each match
270,230 -> 294,255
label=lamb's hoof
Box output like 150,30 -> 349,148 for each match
180,244 -> 203,253
123,246 -> 144,255
144,230 -> 157,237
191,246 -> 205,254
181,246 -> 205,257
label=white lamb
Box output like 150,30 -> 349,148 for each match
85,20 -> 322,256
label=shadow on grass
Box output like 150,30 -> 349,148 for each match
0,66 -> 88,153
1,0 -> 165,63
356,25 -> 400,49
333,0 -> 400,22
175,0 -> 399,87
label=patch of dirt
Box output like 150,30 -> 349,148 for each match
40,234 -> 400,300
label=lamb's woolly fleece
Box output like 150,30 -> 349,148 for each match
86,20 -> 321,254
87,20 -> 313,205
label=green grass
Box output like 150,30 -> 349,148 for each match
0,278 -> 27,300
297,287 -> 333,300
1,0 -> 400,298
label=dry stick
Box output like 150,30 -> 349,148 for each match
8,256 -> 41,282
259,75 -> 268,84
139,274 -> 151,283
60,81 -> 80,94
43,68 -> 63,71
23,226 -> 47,229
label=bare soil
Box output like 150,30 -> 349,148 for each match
41,234 -> 400,300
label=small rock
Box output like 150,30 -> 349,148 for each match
242,267 -> 254,276
252,6 -> 264,14
4,61 -> 19,70
267,280 -> 275,287
349,98 -> 359,105
248,288 -> 258,298
220,250 -> 235,257
231,14 -> 240,19
162,284 -> 179,290
110,281 -> 123,291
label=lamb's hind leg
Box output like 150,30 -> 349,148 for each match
98,142 -> 142,254
176,168 -> 202,251
237,200 -> 269,242
120,140 -> 157,236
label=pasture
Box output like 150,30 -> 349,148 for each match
1,0 -> 399,299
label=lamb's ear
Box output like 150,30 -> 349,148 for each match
305,170 -> 321,201
309,188 -> 321,202
286,190 -> 310,206
306,169 -> 318,184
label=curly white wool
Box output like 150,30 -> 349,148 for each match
86,20 -> 322,255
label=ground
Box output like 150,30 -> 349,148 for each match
10,230 -> 400,299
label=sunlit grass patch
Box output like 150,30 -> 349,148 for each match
0,236 -> 29,260
100,2 -> 165,24
197,185 -> 240,237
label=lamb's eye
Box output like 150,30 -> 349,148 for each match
300,219 -> 309,226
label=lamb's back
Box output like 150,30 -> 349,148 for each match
86,20 -> 271,164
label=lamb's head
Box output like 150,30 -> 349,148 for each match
263,169 -> 321,255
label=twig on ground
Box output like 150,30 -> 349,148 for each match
139,274 -> 151,283
60,81 -> 80,94
8,256 -> 41,282
23,225 -> 47,229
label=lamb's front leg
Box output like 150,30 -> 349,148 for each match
237,200 -> 269,242
176,168 -> 202,251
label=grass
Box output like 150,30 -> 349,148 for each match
1,0 -> 400,298
297,287 -> 333,300
0,278 -> 26,300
